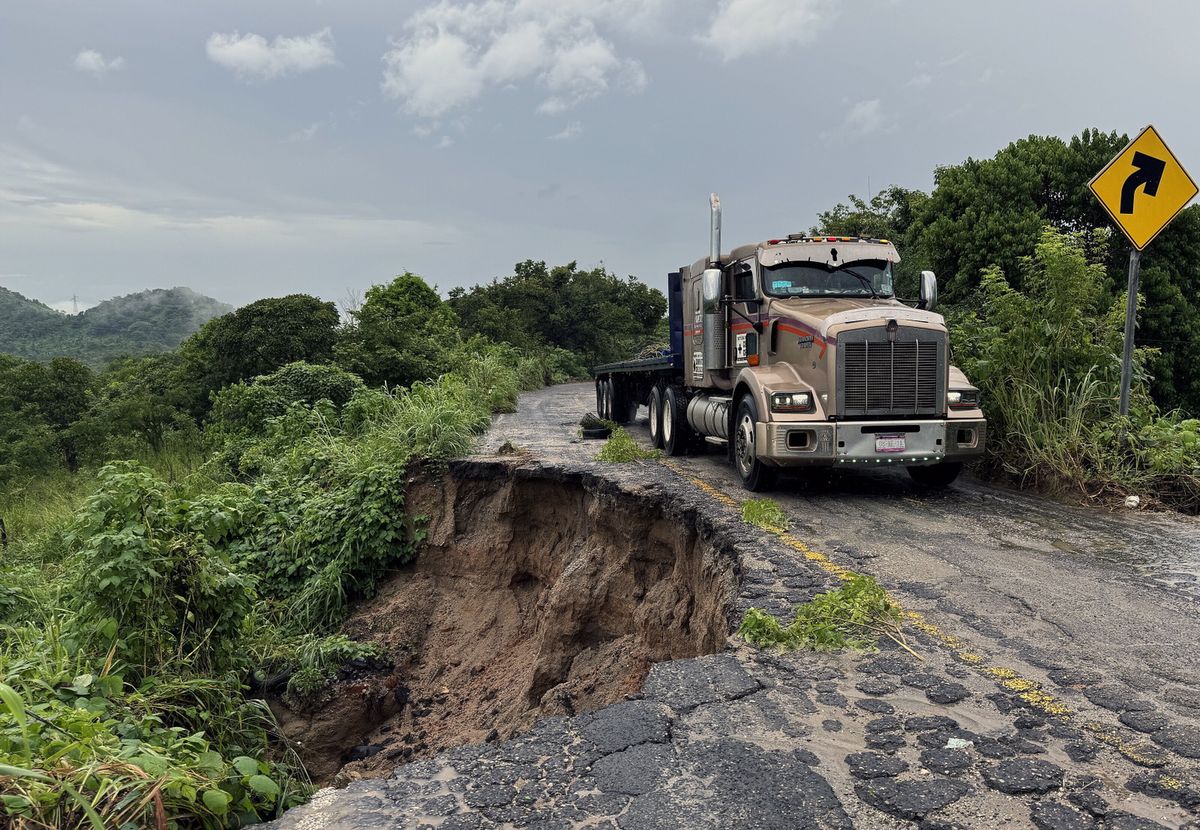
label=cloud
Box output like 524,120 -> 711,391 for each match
843,99 -> 883,135
700,0 -> 833,62
0,143 -> 456,248
206,28 -> 337,80
381,1 -> 648,118
906,72 -> 932,88
548,121 -> 582,140
74,49 -> 125,75
288,123 -> 320,143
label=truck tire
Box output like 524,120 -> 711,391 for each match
734,396 -> 775,492
662,386 -> 691,457
597,381 -> 614,422
647,386 -> 664,449
907,462 -> 962,489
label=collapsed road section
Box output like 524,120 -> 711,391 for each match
270,460 -> 740,785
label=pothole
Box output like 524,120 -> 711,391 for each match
271,460 -> 739,784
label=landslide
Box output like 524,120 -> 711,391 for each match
273,460 -> 739,784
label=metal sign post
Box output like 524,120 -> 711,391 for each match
1118,249 -> 1141,417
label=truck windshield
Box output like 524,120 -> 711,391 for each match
763,260 -> 895,298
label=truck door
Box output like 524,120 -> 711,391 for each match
689,278 -> 705,383
730,259 -> 760,369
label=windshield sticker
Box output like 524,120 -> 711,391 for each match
772,280 -> 791,290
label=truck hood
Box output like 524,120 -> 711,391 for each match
766,298 -> 945,340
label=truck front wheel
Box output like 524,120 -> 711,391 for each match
734,397 -> 775,492
907,462 -> 962,489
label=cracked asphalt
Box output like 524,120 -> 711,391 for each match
268,383 -> 1200,829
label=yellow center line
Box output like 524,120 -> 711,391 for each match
659,458 -> 1082,723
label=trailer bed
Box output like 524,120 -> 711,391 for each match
592,355 -> 674,375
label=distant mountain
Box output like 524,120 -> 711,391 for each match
0,286 -> 233,368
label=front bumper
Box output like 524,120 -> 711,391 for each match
756,419 -> 986,467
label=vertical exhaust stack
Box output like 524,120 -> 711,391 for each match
709,193 -> 722,266
703,193 -> 728,372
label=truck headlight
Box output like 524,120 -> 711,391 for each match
771,391 -> 814,412
948,389 -> 980,408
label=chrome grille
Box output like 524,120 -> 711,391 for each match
839,330 -> 945,418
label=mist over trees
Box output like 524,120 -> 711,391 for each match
0,286 -> 232,367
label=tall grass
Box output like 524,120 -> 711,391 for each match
985,369 -> 1111,491
951,227 -> 1200,511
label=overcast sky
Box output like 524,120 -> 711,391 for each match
3,0 -> 1199,312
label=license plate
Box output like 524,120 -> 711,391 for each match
875,435 -> 906,453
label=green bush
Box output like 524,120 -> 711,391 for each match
206,362 -> 365,477
65,462 -> 256,679
741,498 -> 789,532
0,619 -> 306,829
739,575 -> 903,652
594,427 -> 661,462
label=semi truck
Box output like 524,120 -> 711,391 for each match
593,194 -> 986,491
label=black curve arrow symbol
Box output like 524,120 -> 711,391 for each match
1120,151 -> 1167,214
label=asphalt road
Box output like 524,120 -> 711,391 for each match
268,383 -> 1200,830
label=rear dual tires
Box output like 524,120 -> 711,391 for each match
595,378 -> 637,424
734,396 -> 776,492
907,462 -> 962,489
648,385 -> 693,455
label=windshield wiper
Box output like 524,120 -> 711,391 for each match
836,266 -> 880,299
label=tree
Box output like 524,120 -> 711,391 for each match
179,294 -> 339,414
334,273 -> 461,388
0,356 -> 57,483
78,354 -> 196,457
1134,205 -> 1200,412
449,260 -> 666,369
0,356 -> 95,477
912,129 -> 1128,301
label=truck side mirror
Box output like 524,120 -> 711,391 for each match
702,268 -> 723,313
919,271 -> 938,311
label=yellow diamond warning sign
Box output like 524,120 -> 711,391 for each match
1089,124 -> 1198,250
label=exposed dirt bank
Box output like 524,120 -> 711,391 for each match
273,459 -> 740,784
